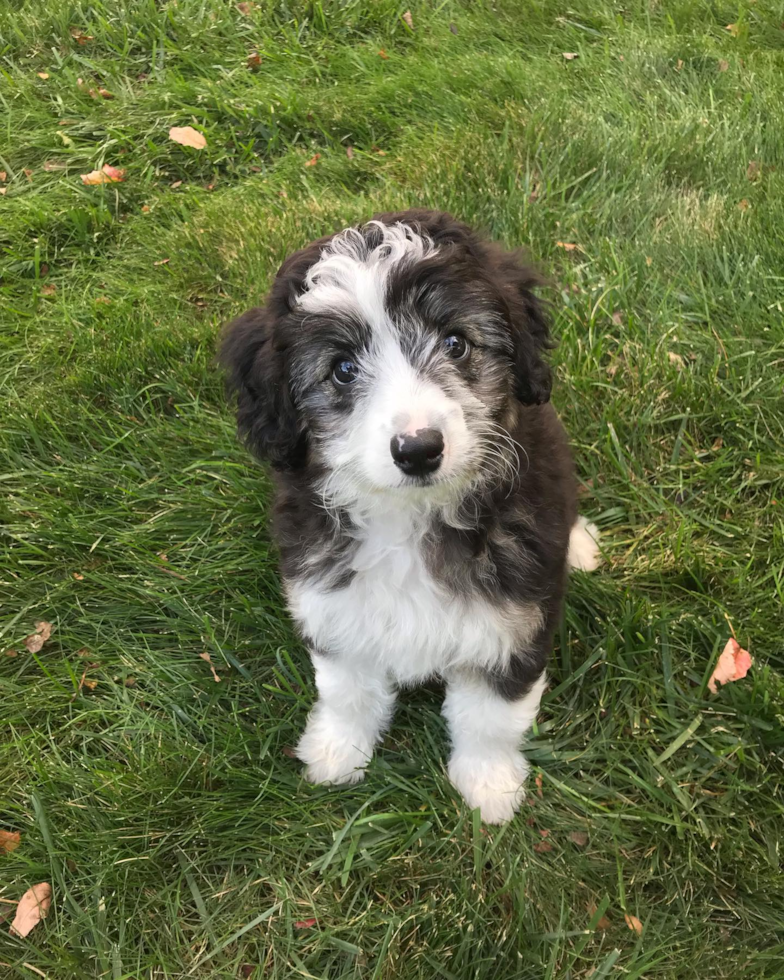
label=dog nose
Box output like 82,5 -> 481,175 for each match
390,428 -> 444,476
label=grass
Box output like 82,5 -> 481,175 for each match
1,0 -> 783,976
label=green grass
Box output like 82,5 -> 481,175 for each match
1,0 -> 783,976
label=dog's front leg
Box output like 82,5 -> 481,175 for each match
296,653 -> 396,785
443,654 -> 548,824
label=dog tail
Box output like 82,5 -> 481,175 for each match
568,516 -> 601,572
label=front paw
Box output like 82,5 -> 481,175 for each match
296,713 -> 372,786
448,749 -> 529,824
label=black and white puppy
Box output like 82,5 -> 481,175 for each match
221,209 -> 599,823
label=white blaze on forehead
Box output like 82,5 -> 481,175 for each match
296,221 -> 438,329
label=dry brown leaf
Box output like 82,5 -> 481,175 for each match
556,241 -> 578,251
533,840 -> 553,853
676,58 -> 684,71
718,59 -> 729,72
538,828 -> 550,838
0,188 -> 6,196
346,145 -> 354,160
304,153 -> 321,167
588,904 -> 611,930
236,1 -> 256,13
611,311 -> 623,326
37,72 -> 49,79
40,284 -> 57,296
124,677 -> 136,688
5,649 -> 18,657
169,126 -> 207,149
170,180 -> 182,189
737,198 -> 750,211
712,437 -> 724,451
247,51 -> 261,69
624,913 -> 643,935
568,830 -> 588,846
746,160 -> 761,182
9,883 -> 52,938
141,204 -> 150,212
80,165 -> 126,185
0,830 -> 21,854
294,917 -> 317,929
76,648 -> 92,659
449,23 -> 458,35
97,87 -> 114,99
24,168 -> 33,180
645,255 -> 652,266
24,622 -> 53,654
725,23 -> 739,37
668,351 -> 685,368
562,52 -> 579,60
402,10 -> 414,29
378,49 -> 389,59
708,638 -> 752,694
535,772 -> 543,798
240,967 -> 255,979
153,258 -> 170,266
0,172 -> 6,181
82,677 -> 98,691
199,652 -> 221,683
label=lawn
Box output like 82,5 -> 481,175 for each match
1,0 -> 783,977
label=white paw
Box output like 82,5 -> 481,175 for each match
568,516 -> 601,572
296,713 -> 372,786
448,750 -> 529,824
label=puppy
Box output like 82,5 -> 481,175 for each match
220,209 -> 599,823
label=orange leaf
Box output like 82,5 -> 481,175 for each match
37,72 -> 50,79
169,126 -> 207,149
80,165 -> 126,185
0,171 -> 6,181
588,903 -> 611,930
402,10 -> 414,29
556,241 -> 578,251
70,28 -> 94,44
535,772 -> 543,798
294,917 -> 317,929
236,1 -> 256,14
199,651 -> 221,683
9,883 -> 52,938
97,87 -> 114,99
378,49 -> 389,59
247,51 -> 261,69
624,913 -> 643,935
305,153 -> 321,167
708,638 -> 752,694
533,841 -> 553,853
0,830 -> 21,853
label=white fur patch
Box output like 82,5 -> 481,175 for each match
288,506 -> 542,687
568,515 -> 601,572
443,671 -> 546,824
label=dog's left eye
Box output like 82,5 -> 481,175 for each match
443,335 -> 470,361
332,358 -> 360,386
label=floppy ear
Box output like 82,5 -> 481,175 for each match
219,305 -> 307,470
495,249 -> 553,406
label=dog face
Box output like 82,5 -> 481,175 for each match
221,210 -> 551,508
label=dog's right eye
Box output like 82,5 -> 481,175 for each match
332,358 -> 360,386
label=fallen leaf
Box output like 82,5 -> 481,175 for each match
5,649 -> 18,658
24,169 -> 33,180
346,145 -> 354,160
402,10 -> 414,29
746,160 -> 761,182
80,165 -> 126,185
0,188 -> 6,196
646,255 -> 652,266
95,296 -> 111,305
708,638 -> 752,694
533,841 -> 553,853
169,126 -> 207,149
611,311 -> 623,326
236,1 -> 256,14
24,622 -> 53,654
240,967 -> 255,979
535,772 -> 543,797
718,59 -> 729,72
624,913 -> 643,935
82,677 -> 98,691
124,677 -> 136,688
562,52 -> 579,60
556,241 -> 578,251
449,23 -> 458,35
141,204 -> 150,212
568,830 -> 588,846
668,351 -> 685,368
40,284 -> 57,296
0,172 -> 6,181
538,828 -> 551,838
725,23 -> 739,37
37,72 -> 49,79
305,153 -> 321,167
97,87 -> 114,99
737,198 -> 750,211
153,258 -> 170,266
378,49 -> 389,59
9,883 -> 52,938
247,51 -> 261,69
676,58 -> 684,71
618,55 -> 624,61
70,28 -> 94,44
76,648 -> 91,658
0,830 -> 21,853
294,918 -> 317,929
712,437 -> 724,451
170,180 -> 182,189
199,652 -> 221,683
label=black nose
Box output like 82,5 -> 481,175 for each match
390,428 -> 444,477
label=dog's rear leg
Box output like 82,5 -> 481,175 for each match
296,653 -> 396,785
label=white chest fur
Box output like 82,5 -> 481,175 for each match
286,509 -> 541,684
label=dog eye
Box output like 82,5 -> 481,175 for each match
443,335 -> 470,361
332,358 -> 360,386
